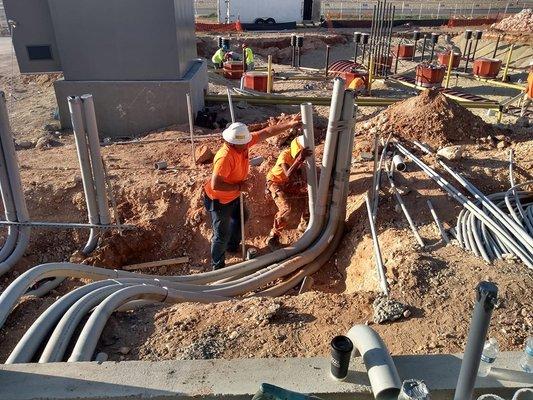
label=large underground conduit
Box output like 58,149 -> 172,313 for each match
346,325 -> 402,400
6,280 -> 122,364
69,96 -> 101,255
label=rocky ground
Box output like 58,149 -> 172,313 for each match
0,26 -> 531,364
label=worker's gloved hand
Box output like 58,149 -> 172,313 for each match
287,114 -> 302,129
297,148 -> 313,162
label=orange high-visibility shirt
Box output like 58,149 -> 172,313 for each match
204,133 -> 260,204
267,149 -> 295,184
527,71 -> 533,99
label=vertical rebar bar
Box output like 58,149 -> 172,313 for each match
421,34 -> 427,61
464,40 -> 473,72
368,5 -> 377,69
385,5 -> 395,77
325,46 -> 331,77
492,35 -> 501,59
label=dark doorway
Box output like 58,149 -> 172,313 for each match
303,0 -> 313,20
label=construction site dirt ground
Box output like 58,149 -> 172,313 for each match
0,23 -> 531,364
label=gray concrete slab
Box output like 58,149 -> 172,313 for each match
0,352 -> 531,400
54,60 -> 207,138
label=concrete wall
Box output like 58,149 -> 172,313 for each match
54,60 -> 207,138
48,0 -> 196,81
0,353 -> 530,400
3,0 -> 62,73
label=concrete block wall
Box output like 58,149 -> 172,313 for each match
54,60 -> 207,137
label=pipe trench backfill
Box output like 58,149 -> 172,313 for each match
1,79 -> 359,363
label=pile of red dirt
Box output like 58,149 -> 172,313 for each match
491,9 -> 533,33
357,90 -> 498,149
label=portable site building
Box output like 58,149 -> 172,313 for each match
218,0 -> 321,24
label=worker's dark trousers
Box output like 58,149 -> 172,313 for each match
204,194 -> 248,270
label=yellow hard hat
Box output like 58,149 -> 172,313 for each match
290,135 -> 305,158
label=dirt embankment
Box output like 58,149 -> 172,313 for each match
197,33 -> 348,64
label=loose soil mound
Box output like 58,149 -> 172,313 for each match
491,9 -> 533,33
356,90 -> 498,150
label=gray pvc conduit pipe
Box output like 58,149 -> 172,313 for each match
0,91 -> 30,274
66,94 -> 356,361
68,284 -> 227,362
346,325 -> 402,400
68,285 -> 169,361
5,280 -> 121,364
0,93 -> 20,263
155,78 -> 346,286
200,90 -> 355,297
81,95 -> 112,226
301,102 -> 318,230
0,128 -> 19,265
39,284 -> 125,363
439,161 -> 533,254
69,96 -> 100,254
396,143 -> 533,268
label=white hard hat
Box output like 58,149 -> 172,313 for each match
222,122 -> 252,145
529,59 -> 533,67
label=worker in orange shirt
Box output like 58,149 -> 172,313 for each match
266,136 -> 313,249
348,76 -> 366,95
520,59 -> 533,120
204,116 -> 301,270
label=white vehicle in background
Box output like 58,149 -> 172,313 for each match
218,0 -> 321,24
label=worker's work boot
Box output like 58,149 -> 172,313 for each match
266,234 -> 280,251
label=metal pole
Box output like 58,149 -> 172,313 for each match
453,282 -> 498,400
492,35 -> 501,59
470,3 -> 474,18
427,200 -> 450,243
394,44 -> 400,74
226,87 -> 236,123
368,4 -> 377,69
464,40 -> 473,72
445,51 -> 454,88
471,33 -> 481,62
365,195 -> 389,296
325,45 -> 331,77
239,192 -> 246,260
421,34 -> 427,61
185,93 -> 197,166
504,1 -> 509,15
385,5 -> 395,77
267,55 -> 273,93
437,3 -> 441,19
501,44 -> 514,82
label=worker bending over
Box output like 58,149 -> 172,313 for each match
348,76 -> 366,95
266,136 -> 313,249
242,43 -> 254,70
212,45 -> 229,69
520,59 -> 533,122
204,116 -> 301,270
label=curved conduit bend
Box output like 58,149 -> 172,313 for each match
1,82 -> 357,362
0,91 -> 31,276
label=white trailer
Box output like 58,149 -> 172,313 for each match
218,0 -> 321,24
